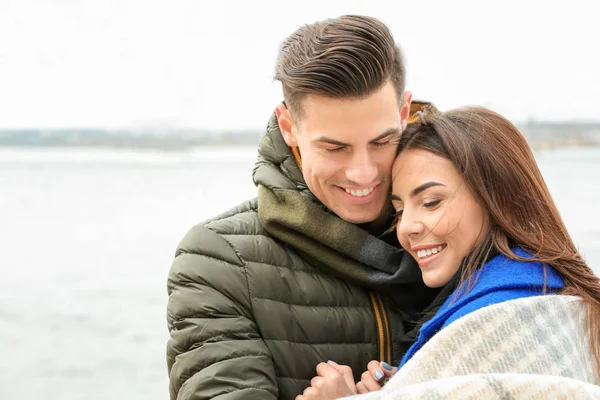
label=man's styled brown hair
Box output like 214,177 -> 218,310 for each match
274,15 -> 406,118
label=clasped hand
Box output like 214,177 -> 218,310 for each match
295,360 -> 397,400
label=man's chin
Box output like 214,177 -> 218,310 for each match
332,207 -> 381,225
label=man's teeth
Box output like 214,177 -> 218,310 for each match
417,245 -> 445,259
345,187 -> 374,197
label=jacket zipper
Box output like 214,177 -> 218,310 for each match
369,291 -> 392,364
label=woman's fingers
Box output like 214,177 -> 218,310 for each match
356,381 -> 369,394
360,368 -> 383,392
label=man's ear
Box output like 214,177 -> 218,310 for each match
275,103 -> 298,146
400,90 -> 413,132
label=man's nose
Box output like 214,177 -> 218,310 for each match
345,151 -> 378,186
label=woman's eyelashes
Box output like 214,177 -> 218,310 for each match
423,199 -> 441,209
392,199 -> 441,222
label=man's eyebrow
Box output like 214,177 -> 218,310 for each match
369,128 -> 400,144
390,181 -> 446,202
313,127 -> 400,147
313,137 -> 348,146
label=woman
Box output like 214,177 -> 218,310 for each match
296,106 -> 600,400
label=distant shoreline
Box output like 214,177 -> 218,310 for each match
2,142 -> 599,153
1,122 -> 600,152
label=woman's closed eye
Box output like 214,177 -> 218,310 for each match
424,199 -> 441,209
392,201 -> 439,222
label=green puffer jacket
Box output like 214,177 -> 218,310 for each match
166,110 -> 439,400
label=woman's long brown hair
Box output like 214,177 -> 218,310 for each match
399,105 -> 600,371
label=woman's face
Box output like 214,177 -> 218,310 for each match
391,148 -> 489,288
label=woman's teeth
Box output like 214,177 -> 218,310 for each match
417,245 -> 445,259
345,187 -> 374,197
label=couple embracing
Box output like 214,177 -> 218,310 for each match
167,15 -> 600,400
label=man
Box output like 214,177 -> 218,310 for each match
166,15 -> 439,400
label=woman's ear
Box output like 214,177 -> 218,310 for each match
275,103 -> 297,146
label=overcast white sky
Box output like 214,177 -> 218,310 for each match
0,0 -> 598,130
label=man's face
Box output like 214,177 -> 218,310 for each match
277,81 -> 411,224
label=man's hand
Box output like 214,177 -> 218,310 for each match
296,361 -> 357,400
356,361 -> 397,394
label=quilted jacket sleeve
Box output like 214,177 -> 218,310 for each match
166,223 -> 278,400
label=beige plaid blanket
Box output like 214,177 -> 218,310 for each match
344,295 -> 600,399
